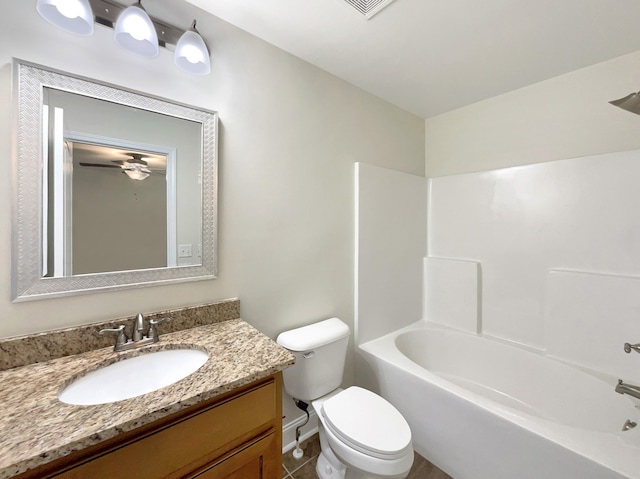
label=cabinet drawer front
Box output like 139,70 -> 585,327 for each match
55,380 -> 276,479
192,432 -> 278,479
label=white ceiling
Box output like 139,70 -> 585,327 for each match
184,0 -> 640,119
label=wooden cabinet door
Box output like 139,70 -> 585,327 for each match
192,432 -> 279,479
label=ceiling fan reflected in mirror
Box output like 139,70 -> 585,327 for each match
79,153 -> 162,181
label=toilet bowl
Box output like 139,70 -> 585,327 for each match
276,318 -> 414,479
313,387 -> 414,479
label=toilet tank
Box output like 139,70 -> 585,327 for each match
276,318 -> 350,401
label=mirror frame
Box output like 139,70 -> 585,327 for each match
12,59 -> 218,301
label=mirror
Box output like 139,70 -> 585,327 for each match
13,60 -> 218,301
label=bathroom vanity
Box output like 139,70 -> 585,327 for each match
24,375 -> 282,479
0,315 -> 294,479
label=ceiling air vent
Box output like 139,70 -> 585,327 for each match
343,0 -> 397,19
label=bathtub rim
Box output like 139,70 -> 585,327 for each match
358,319 -> 640,479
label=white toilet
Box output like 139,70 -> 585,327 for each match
277,318 -> 414,479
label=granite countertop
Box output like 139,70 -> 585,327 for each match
0,319 -> 295,478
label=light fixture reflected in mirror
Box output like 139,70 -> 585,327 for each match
36,0 -> 94,36
78,152 -> 155,180
609,91 -> 640,115
114,0 -> 159,57
175,20 -> 211,75
124,168 -> 150,180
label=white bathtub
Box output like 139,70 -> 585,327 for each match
358,320 -> 640,479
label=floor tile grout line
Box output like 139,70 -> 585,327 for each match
286,455 -> 316,474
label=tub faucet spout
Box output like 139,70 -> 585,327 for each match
615,380 -> 640,400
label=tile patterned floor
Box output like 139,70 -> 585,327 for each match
282,434 -> 453,479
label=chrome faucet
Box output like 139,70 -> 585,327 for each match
100,314 -> 171,352
615,380 -> 640,401
624,342 -> 640,354
615,340 -> 640,401
132,313 -> 146,341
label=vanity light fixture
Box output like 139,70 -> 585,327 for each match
35,0 -> 212,75
36,0 -> 94,36
175,20 -> 210,75
609,91 -> 640,116
114,0 -> 158,58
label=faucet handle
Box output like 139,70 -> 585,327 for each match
147,317 -> 171,341
99,325 -> 127,351
624,342 -> 640,354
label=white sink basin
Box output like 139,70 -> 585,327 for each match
58,348 -> 209,406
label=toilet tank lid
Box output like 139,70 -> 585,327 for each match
276,318 -> 350,351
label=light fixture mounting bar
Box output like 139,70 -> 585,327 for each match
88,0 -> 184,48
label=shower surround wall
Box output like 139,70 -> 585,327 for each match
355,163 -> 427,345
426,149 -> 640,383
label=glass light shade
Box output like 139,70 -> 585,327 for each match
124,169 -> 150,180
609,92 -> 640,116
114,3 -> 159,58
36,0 -> 94,36
175,23 -> 210,75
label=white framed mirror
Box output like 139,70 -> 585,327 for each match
12,59 -> 218,301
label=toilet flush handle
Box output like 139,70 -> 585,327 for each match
303,351 -> 315,359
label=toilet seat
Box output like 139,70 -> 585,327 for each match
321,386 -> 412,460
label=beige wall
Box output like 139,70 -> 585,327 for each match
72,166 -> 167,274
425,49 -> 640,177
0,0 -> 425,380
